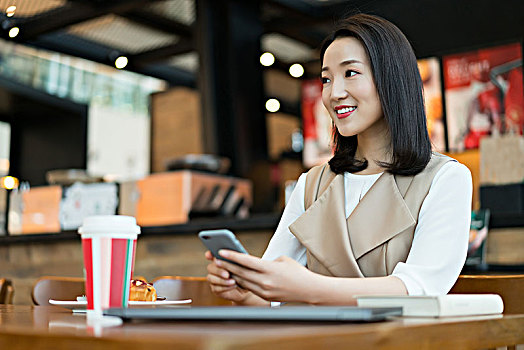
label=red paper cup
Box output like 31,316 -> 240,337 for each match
78,215 -> 140,318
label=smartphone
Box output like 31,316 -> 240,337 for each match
198,229 -> 248,264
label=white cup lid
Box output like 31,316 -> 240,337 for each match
78,215 -> 140,235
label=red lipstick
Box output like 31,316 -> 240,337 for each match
334,105 -> 356,119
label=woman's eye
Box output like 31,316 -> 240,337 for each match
346,70 -> 357,78
321,77 -> 330,84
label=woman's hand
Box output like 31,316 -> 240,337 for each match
215,250 -> 321,303
208,250 -> 409,306
205,251 -> 252,304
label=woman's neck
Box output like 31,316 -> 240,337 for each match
354,120 -> 391,175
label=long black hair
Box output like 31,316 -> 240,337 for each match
320,14 -> 432,176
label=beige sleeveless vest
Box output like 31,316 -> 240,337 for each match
288,152 -> 453,278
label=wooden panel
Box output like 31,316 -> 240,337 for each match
188,172 -> 252,215
126,171 -> 253,226
151,88 -> 203,173
0,189 -> 5,213
22,186 -> 62,234
486,228 -> 524,264
135,172 -> 187,226
277,159 -> 305,209
118,181 -> 138,217
8,186 -> 62,235
480,135 -> 524,185
264,70 -> 301,103
0,189 -> 6,235
266,113 -> 300,160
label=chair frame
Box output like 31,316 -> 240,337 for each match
152,275 -> 232,306
450,274 -> 524,314
31,276 -> 85,306
0,278 -> 14,304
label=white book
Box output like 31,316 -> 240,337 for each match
356,294 -> 504,317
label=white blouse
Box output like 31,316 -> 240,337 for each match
262,161 -> 473,296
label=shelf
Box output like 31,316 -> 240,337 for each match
462,264 -> 524,274
0,213 -> 281,245
490,212 -> 524,229
1,211 -> 521,245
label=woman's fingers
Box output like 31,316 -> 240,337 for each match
215,258 -> 248,276
207,251 -> 279,301
204,253 -> 255,304
218,250 -> 266,272
215,258 -> 265,287
230,275 -> 268,299
210,284 -> 238,293
207,273 -> 236,287
205,250 -> 214,261
207,259 -> 231,279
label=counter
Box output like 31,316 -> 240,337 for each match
0,214 -> 280,305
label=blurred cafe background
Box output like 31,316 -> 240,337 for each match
0,0 -> 523,305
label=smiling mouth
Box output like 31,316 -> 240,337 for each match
335,106 -> 356,119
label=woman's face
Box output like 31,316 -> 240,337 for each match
321,37 -> 384,138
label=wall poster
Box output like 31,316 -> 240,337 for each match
301,79 -> 332,168
418,57 -> 445,151
443,43 -> 523,151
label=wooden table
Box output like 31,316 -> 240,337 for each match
0,305 -> 523,350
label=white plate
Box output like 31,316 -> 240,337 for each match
49,299 -> 192,310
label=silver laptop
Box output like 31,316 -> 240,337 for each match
104,306 -> 401,322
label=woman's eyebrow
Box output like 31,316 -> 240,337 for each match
340,59 -> 363,66
322,59 -> 363,72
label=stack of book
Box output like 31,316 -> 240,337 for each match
356,294 -> 503,317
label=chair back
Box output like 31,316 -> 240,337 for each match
0,278 -> 14,304
32,276 -> 85,306
5,283 -> 14,304
449,274 -> 524,314
152,276 -> 232,306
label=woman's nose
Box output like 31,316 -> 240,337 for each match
331,78 -> 348,100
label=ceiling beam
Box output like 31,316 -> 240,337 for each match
265,0 -> 322,19
11,0 -> 164,40
262,0 -> 331,49
25,32 -> 195,87
263,19 -> 324,49
266,0 -> 369,20
130,38 -> 194,66
263,0 -> 382,45
119,9 -> 193,38
264,1 -> 327,25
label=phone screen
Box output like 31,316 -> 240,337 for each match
198,229 -> 248,264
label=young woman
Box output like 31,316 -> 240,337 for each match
205,14 -> 472,305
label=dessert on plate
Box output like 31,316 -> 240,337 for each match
129,279 -> 157,302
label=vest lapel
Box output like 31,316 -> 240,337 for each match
348,173 -> 416,260
289,174 -> 364,277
